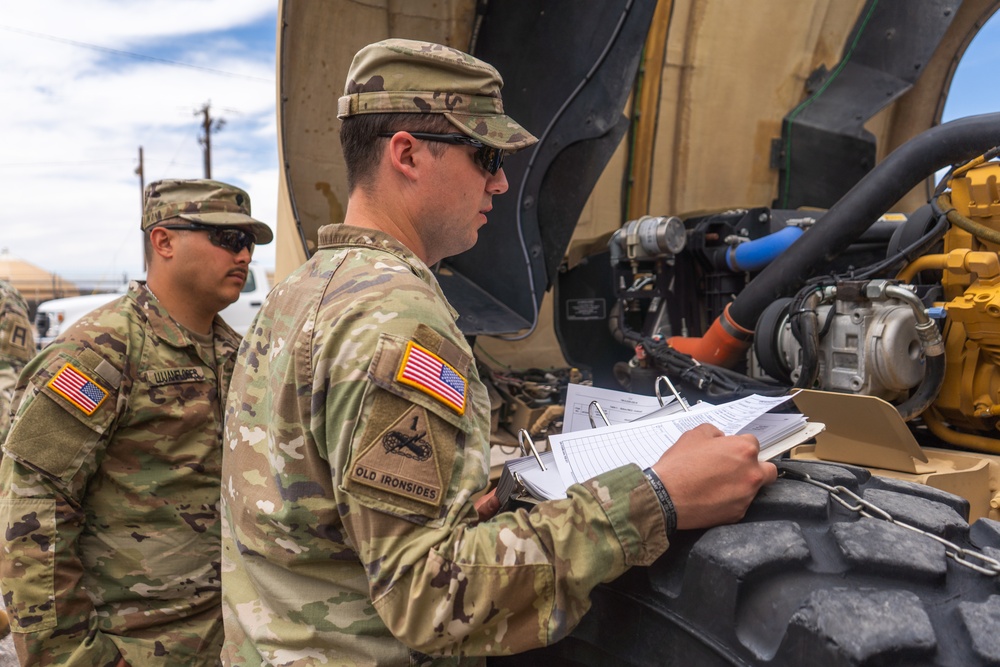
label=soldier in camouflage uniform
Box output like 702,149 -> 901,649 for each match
0,278 -> 34,639
0,277 -> 34,443
220,39 -> 776,666
0,179 -> 272,667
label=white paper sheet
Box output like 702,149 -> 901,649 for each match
562,383 -> 667,433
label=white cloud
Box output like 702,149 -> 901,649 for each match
0,1 -> 279,283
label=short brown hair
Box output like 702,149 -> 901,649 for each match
340,113 -> 454,193
143,229 -> 154,265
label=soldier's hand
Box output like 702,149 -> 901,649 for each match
474,488 -> 501,522
113,656 -> 131,667
650,423 -> 777,530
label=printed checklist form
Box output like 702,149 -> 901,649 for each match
548,393 -> 823,490
562,382 -> 669,432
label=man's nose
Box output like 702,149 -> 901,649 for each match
488,167 -> 509,195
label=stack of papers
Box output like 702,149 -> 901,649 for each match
496,388 -> 823,505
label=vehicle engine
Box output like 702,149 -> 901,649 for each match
609,145 -> 1000,444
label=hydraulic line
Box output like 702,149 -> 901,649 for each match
923,408 -> 1000,455
895,254 -> 950,283
938,192 -> 1000,245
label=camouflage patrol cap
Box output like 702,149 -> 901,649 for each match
142,179 -> 273,245
338,39 -> 538,152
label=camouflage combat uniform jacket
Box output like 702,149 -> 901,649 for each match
0,278 -> 35,442
220,225 -> 669,666
0,281 -> 239,667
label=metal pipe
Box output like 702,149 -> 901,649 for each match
923,408 -> 1000,455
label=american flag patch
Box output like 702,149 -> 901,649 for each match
396,342 -> 467,415
47,363 -> 109,415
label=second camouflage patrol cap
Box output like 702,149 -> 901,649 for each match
337,38 -> 538,152
142,179 -> 273,245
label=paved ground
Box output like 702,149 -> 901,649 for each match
0,599 -> 17,666
0,633 -> 13,667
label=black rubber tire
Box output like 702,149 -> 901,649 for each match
489,460 -> 1000,667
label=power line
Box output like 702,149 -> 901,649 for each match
0,24 -> 274,84
0,159 -> 201,168
0,158 -> 132,167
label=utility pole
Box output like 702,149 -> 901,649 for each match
136,146 -> 146,272
197,102 -> 226,179
135,146 -> 145,205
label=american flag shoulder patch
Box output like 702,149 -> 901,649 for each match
47,362 -> 109,416
396,341 -> 467,415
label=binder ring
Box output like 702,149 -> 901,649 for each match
655,375 -> 690,411
588,400 -> 611,428
517,428 -> 547,471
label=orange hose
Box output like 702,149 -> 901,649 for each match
667,304 -> 752,367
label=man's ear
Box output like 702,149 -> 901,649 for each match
148,227 -> 176,261
385,132 -> 421,180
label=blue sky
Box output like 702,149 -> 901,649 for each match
0,3 -> 996,285
942,11 -> 1000,123
0,1 -> 279,281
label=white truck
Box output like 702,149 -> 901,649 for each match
34,263 -> 271,348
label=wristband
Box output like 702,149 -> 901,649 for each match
643,467 -> 677,536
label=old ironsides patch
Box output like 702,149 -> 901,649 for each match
350,405 -> 444,506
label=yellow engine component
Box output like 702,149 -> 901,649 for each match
931,161 -> 1000,434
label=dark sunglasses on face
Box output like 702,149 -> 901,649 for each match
159,223 -> 256,254
378,131 -> 506,175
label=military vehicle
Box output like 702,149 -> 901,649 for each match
272,1 -> 1000,664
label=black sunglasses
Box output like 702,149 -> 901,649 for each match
160,223 -> 256,254
378,131 -> 505,175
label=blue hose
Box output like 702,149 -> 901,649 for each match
726,226 -> 804,272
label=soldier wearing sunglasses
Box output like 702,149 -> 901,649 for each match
0,179 -> 272,666
220,39 -> 774,665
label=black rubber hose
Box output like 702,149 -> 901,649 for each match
728,112 -> 1000,332
896,354 -> 945,422
791,292 -> 822,389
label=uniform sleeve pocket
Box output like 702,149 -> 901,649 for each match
0,497 -> 57,632
3,390 -> 103,480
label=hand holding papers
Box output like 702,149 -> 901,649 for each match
549,393 -> 818,490
497,385 -> 823,505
